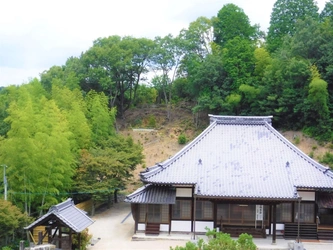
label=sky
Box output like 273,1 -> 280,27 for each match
0,0 -> 329,87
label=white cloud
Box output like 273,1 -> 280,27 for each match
0,0 -> 329,87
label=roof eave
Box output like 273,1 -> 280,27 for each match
194,195 -> 299,203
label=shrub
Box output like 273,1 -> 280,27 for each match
72,228 -> 92,250
178,134 -> 187,144
132,118 -> 142,128
148,115 -> 156,128
170,228 -> 256,250
2,246 -> 13,250
236,233 -> 256,250
293,135 -> 300,145
320,152 -> 333,169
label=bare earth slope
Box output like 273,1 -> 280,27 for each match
117,108 -> 333,193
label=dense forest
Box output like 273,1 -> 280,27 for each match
1,0 -> 333,247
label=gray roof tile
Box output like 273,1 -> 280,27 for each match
25,198 -> 94,233
125,184 -> 176,204
139,115 -> 333,200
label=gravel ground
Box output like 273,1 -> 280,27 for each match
87,202 -> 185,250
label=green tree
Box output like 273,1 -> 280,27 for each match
213,3 -> 257,47
81,36 -> 154,118
316,21 -> 333,99
40,66 -> 65,93
267,0 -> 319,53
133,84 -> 157,107
0,200 -> 32,247
179,16 -> 213,59
151,34 -> 184,120
0,82 -> 75,215
52,86 -> 91,152
222,37 -> 256,90
287,17 -> 325,62
64,56 -> 86,90
320,0 -> 333,22
74,136 -> 143,215
0,87 -> 13,136
189,52 -> 227,114
40,62 -> 81,93
85,91 -> 116,144
239,83 -> 263,115
254,47 -> 272,80
303,77 -> 331,139
263,56 -> 311,128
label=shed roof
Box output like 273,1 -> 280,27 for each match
24,198 -> 94,233
139,115 -> 333,201
125,184 -> 176,204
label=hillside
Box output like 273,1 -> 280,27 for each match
117,107 -> 333,193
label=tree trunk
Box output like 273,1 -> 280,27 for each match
91,199 -> 96,216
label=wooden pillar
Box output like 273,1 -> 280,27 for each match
78,233 -> 81,250
114,189 -> 118,203
191,186 -> 194,233
69,230 -> 72,249
297,197 -> 302,243
132,204 -> 138,234
38,231 -> 43,245
272,204 -> 277,244
292,201 -> 295,223
19,240 -> 25,250
169,204 -> 172,235
269,205 -> 272,235
27,230 -> 31,245
193,196 -> 197,240
47,226 -> 52,243
59,226 -> 62,249
213,201 -> 217,229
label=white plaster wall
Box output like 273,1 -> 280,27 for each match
160,224 -> 169,232
195,221 -> 214,233
171,221 -> 192,232
298,191 -> 315,201
176,188 -> 192,197
270,223 -> 284,235
138,223 -> 145,231
271,223 -> 284,230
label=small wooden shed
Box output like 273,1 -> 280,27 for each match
25,198 -> 94,250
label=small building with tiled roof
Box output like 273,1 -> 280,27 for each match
25,198 -> 94,250
125,115 -> 333,242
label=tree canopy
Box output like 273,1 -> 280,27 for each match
266,0 -> 319,53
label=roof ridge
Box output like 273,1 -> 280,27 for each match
50,198 -> 73,212
209,115 -> 273,125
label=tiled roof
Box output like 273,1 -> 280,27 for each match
139,115 -> 333,200
125,184 -> 176,204
24,199 -> 94,233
